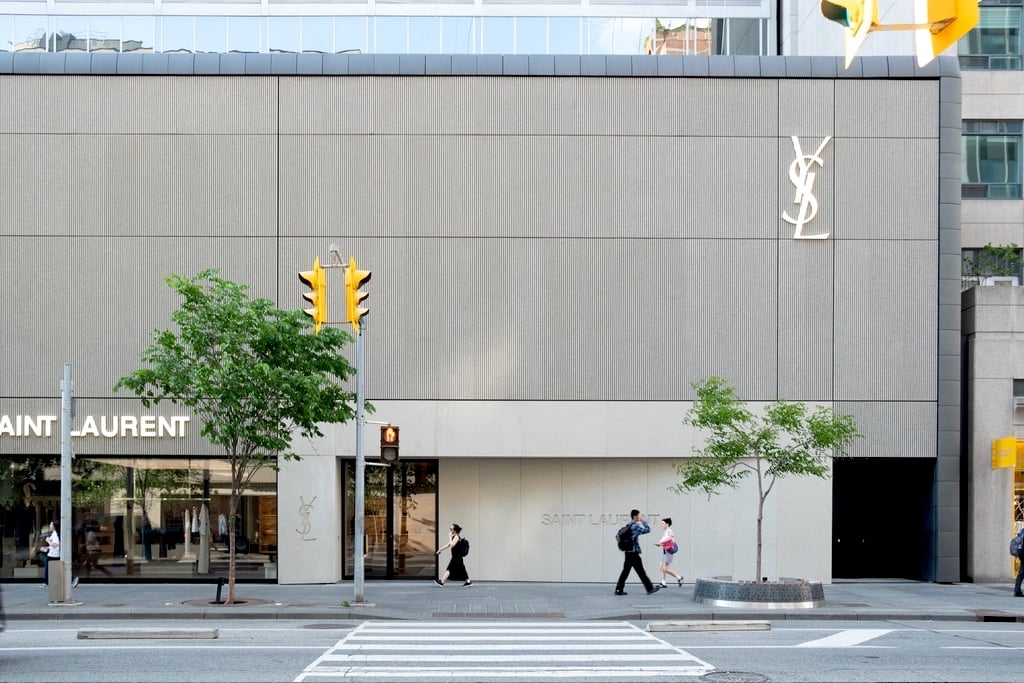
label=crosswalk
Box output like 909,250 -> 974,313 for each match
295,621 -> 715,681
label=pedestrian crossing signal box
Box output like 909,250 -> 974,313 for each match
381,426 -> 400,464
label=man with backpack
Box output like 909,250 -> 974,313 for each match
613,509 -> 660,596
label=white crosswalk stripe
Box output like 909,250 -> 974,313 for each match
295,621 -> 715,681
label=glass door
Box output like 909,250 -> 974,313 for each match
343,460 -> 437,579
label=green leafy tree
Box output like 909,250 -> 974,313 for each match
962,242 -> 1024,289
115,270 -> 358,603
671,376 -> 860,582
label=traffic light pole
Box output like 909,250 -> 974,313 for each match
353,323 -> 367,604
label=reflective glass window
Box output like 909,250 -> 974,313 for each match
408,16 -> 441,53
13,15 -> 48,52
517,16 -> 546,54
122,16 -> 155,53
195,16 -> 226,54
0,16 -> 15,52
441,17 -> 474,53
53,17 -> 88,52
962,120 -> 1023,199
228,16 -> 262,53
336,16 -> 367,54
588,17 -> 652,54
161,16 -> 194,54
269,16 -> 300,54
0,455 -> 280,582
481,16 -> 513,54
88,16 -> 121,53
374,16 -> 407,53
959,5 -> 1022,70
301,17 -> 334,53
549,17 -> 581,54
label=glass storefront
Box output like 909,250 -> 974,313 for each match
343,460 -> 437,580
0,455 -> 277,582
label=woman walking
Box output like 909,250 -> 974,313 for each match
434,523 -> 471,587
654,517 -> 682,588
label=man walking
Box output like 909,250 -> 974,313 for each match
614,509 -> 660,596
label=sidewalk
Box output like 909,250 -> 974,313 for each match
3,579 -> 1024,624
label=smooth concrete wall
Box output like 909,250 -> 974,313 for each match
277,454 -> 342,584
963,286 -> 1024,582
432,457 -> 832,584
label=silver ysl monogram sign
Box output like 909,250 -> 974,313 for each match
782,136 -> 832,240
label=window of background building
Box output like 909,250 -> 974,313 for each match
269,16 -> 300,54
299,17 -> 332,54
959,2 -> 1022,70
122,16 -> 154,53
962,244 -> 1024,287
962,120 -> 1023,199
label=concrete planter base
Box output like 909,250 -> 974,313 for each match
693,576 -> 825,609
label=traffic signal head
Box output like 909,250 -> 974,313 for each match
298,256 -> 327,334
820,0 -> 878,67
344,256 -> 371,333
380,425 -> 399,464
914,0 -> 979,66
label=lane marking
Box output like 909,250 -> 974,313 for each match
796,629 -> 894,648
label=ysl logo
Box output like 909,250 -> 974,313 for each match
782,136 -> 832,240
296,495 -> 317,541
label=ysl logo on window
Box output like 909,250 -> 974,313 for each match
782,136 -> 832,240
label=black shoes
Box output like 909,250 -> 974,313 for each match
434,579 -> 444,586
614,590 -> 627,596
1014,592 -> 1023,597
647,585 -> 661,594
463,581 -> 473,587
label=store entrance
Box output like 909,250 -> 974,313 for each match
343,460 -> 437,580
832,457 -> 936,580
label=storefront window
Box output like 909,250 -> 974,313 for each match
0,455 -> 277,582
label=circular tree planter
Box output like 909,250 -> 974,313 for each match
693,576 -> 825,609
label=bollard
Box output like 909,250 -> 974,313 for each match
214,577 -> 226,604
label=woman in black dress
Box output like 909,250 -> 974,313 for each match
434,523 -> 471,586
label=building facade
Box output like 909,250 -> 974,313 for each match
0,49 -> 961,584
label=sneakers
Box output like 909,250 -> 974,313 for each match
71,577 -> 79,588
433,579 -> 444,587
677,577 -> 683,587
614,590 -> 627,596
463,581 -> 473,587
659,582 -> 668,588
647,585 -> 661,595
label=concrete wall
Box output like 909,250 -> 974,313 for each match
962,286 -> 1024,581
0,55 -> 958,583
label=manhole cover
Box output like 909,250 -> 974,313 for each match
702,672 -> 770,683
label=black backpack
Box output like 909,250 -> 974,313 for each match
1011,528 -> 1024,557
452,537 -> 470,558
615,524 -> 634,551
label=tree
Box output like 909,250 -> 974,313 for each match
115,270 -> 358,603
671,376 -> 860,582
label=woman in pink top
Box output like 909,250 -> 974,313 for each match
654,518 -> 682,588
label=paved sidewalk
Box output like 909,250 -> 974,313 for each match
2,579 -> 1024,624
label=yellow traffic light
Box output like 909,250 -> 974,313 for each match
298,256 -> 327,333
820,0 -> 878,67
380,425 -> 399,463
344,256 -> 371,333
914,0 -> 979,66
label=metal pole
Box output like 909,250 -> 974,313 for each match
59,362 -> 73,602
353,325 -> 366,603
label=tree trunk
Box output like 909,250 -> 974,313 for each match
755,456 -> 764,582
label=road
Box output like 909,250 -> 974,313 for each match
1,618 -> 1022,682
